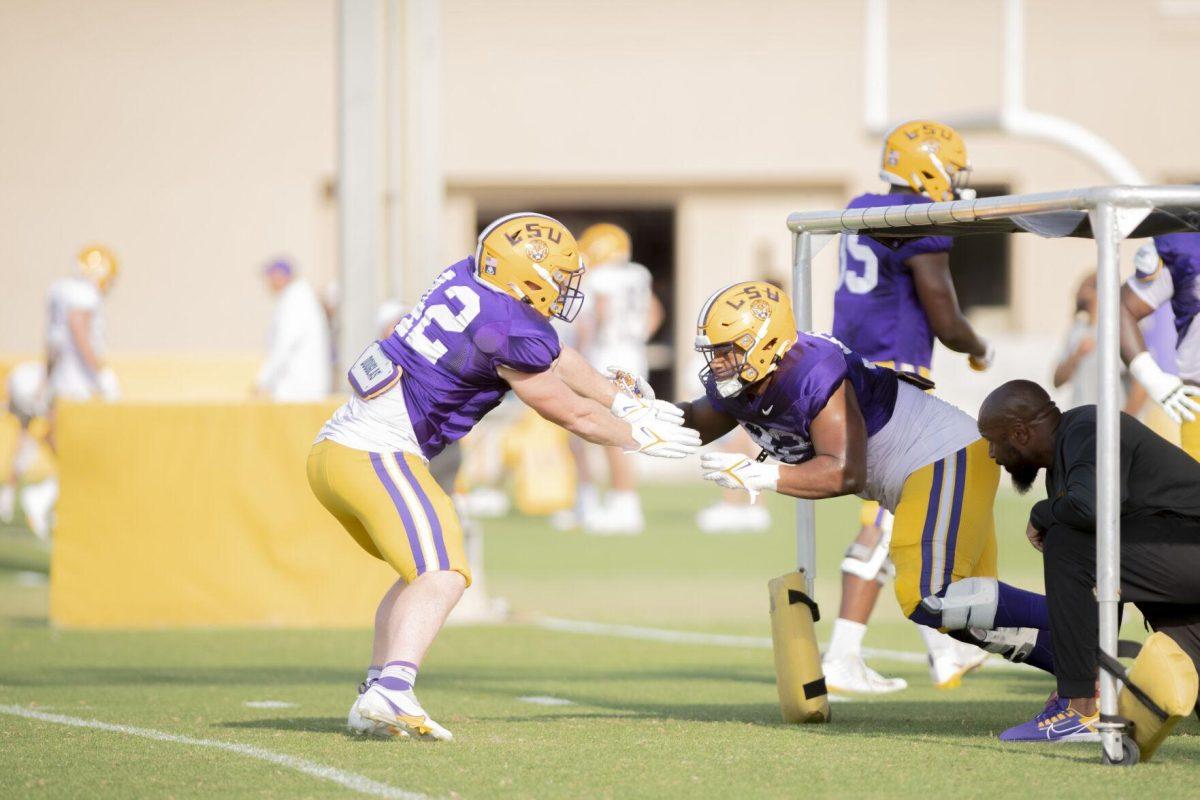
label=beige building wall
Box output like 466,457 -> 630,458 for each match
3,0 -> 1199,398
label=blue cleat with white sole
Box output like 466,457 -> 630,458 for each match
999,696 -> 1100,743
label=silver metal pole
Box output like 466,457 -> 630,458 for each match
337,0 -> 382,368
1091,201 -> 1124,762
792,230 -> 817,594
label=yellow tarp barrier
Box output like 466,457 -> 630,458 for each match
50,401 -> 397,628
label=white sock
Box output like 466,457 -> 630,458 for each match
576,483 -> 598,515
367,665 -> 382,683
919,625 -> 957,658
827,618 -> 867,661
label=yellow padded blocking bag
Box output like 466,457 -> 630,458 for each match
1118,631 -> 1199,762
769,571 -> 830,723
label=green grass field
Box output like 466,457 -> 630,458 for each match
2,485 -> 1197,799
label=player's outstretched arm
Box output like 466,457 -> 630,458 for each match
909,252 -> 992,370
702,381 -> 866,502
501,365 -> 700,458
551,346 -> 619,406
1121,284 -> 1200,422
675,396 -> 738,445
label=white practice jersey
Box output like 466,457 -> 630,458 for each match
258,278 -> 333,402
864,381 -> 980,512
1127,241 -> 1200,383
45,277 -> 105,401
584,261 -> 654,368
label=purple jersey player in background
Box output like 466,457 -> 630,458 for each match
1121,232 -> 1200,461
826,120 -> 996,696
308,213 -> 700,741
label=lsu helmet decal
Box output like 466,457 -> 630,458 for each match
475,213 -> 586,322
695,281 -> 796,398
879,119 -> 971,202
578,223 -> 631,268
77,244 -> 119,292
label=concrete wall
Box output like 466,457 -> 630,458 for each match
3,0 -> 1199,398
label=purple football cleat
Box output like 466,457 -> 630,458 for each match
1000,697 -> 1100,743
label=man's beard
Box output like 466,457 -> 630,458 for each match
1007,463 -> 1040,494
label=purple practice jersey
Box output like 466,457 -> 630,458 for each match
832,193 -> 954,372
1152,234 -> 1200,344
378,258 -> 561,459
706,332 -> 898,464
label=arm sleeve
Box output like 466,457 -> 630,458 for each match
896,235 -> 953,264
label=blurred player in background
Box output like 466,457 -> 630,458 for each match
558,223 -> 665,535
256,258 -> 332,402
0,362 -> 57,539
308,213 -> 699,741
694,427 -> 771,534
1053,271 -> 1141,412
45,245 -> 121,409
824,121 -> 993,693
1121,235 -> 1200,460
684,282 -> 1056,689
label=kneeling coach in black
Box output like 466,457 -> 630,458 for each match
978,379 -> 1200,746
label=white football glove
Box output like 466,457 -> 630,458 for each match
610,393 -> 700,458
967,340 -> 995,372
700,452 -> 780,504
606,366 -> 655,401
610,386 -> 685,426
1130,351 -> 1200,423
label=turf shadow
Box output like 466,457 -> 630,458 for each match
0,666 -> 355,687
220,716 -> 349,734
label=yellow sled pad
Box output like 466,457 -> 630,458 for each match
769,571 -> 830,723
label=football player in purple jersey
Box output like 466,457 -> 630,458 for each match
308,213 -> 700,740
826,120 -> 996,693
677,282 -> 1055,712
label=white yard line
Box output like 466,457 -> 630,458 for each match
0,705 -> 429,800
242,700 -> 298,709
517,696 -> 575,706
533,616 -> 1024,671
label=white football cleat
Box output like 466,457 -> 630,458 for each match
822,654 -> 908,695
348,692 -> 404,738
695,502 -> 770,534
929,640 -> 990,689
354,685 -> 453,741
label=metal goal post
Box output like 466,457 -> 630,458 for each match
786,184 -> 1200,763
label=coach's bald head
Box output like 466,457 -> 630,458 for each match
978,380 -> 1062,494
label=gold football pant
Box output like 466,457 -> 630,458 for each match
307,438 -> 471,586
890,438 -> 999,617
1182,418 -> 1200,463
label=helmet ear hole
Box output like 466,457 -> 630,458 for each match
523,280 -> 543,292
763,337 -> 778,351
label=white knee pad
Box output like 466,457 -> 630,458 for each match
841,542 -> 887,584
919,577 -> 997,630
841,513 -> 893,584
965,626 -> 1038,663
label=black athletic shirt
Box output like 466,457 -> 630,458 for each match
1030,406 -> 1200,532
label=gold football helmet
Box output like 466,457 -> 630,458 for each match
474,212 -> 586,322
695,281 -> 797,397
578,223 -> 631,268
879,120 -> 971,202
77,245 -> 119,292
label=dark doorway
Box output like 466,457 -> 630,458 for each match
949,183 -> 1011,310
474,206 -> 677,398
